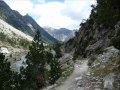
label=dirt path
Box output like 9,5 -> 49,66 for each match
54,60 -> 88,90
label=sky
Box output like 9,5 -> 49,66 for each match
4,0 -> 96,30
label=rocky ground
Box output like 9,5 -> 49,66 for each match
55,60 -> 88,90
0,45 -> 28,72
46,46 -> 120,90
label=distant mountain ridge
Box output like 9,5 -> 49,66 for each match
44,27 -> 77,42
0,1 -> 58,44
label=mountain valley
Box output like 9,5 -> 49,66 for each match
0,0 -> 120,90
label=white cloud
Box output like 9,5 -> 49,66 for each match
4,0 -> 33,16
4,0 -> 96,29
37,13 -> 79,29
63,0 -> 95,20
34,0 -> 95,29
32,2 -> 64,16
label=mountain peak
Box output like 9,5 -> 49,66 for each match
24,14 -> 31,18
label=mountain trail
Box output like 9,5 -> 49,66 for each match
54,60 -> 88,90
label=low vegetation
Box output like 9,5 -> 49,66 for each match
91,55 -> 120,77
111,36 -> 120,50
0,53 -> 19,90
95,47 -> 107,55
88,56 -> 96,66
0,30 -> 30,49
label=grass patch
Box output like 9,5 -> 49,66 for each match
91,55 -> 120,77
95,47 -> 107,55
0,30 -> 31,49
88,56 -> 96,66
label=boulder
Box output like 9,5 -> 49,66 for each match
0,47 -> 9,54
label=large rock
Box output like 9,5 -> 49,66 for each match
91,46 -> 119,68
103,73 -> 114,89
97,46 -> 119,63
0,47 -> 9,54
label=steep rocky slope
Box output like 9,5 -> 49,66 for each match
0,18 -> 32,49
65,21 -> 120,58
0,1 -> 58,44
65,0 -> 120,59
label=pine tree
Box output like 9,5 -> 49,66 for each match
45,50 -> 53,64
49,57 -> 62,84
22,31 -> 46,89
0,53 -> 13,89
19,31 -> 62,89
93,0 -> 120,27
53,44 -> 62,59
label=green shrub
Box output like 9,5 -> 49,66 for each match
111,36 -> 120,50
0,31 -> 30,49
95,47 -> 106,54
91,55 -> 120,77
88,56 -> 96,66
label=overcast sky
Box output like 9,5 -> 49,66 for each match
4,0 -> 96,30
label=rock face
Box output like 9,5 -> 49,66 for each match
44,27 -> 77,42
65,19 -> 120,58
0,1 -> 58,44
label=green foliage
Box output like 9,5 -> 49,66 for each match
0,32 -> 6,42
49,57 -> 62,84
111,36 -> 120,50
0,53 -> 19,90
0,53 -> 11,89
53,44 -> 62,59
20,31 -> 62,89
18,38 -> 30,49
0,31 -> 62,89
65,38 -> 74,47
112,55 -> 120,72
88,56 -> 96,66
111,23 -> 120,50
95,47 -> 106,54
73,39 -> 89,59
91,55 -> 120,77
46,51 -> 53,64
0,31 -> 30,49
21,31 -> 46,89
91,0 -> 120,27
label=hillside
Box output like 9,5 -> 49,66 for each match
0,19 -> 32,49
0,1 -> 58,44
65,0 -> 120,59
